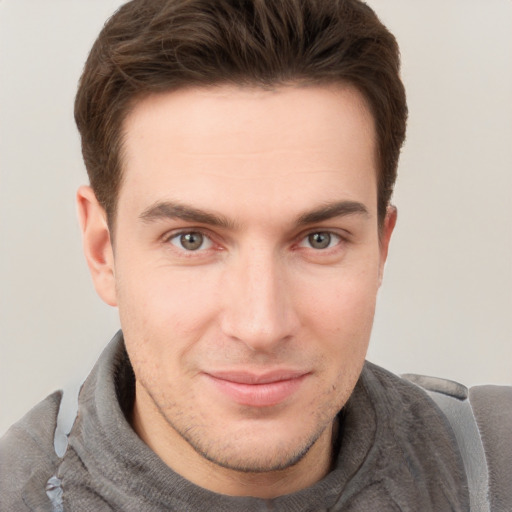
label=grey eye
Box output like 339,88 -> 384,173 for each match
307,232 -> 332,249
300,231 -> 343,251
170,232 -> 212,251
181,232 -> 203,250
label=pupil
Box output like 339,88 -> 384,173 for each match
309,232 -> 330,249
181,232 -> 203,250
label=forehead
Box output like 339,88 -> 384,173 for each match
118,84 -> 378,221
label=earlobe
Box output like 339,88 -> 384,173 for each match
76,185 -> 117,306
378,205 -> 397,285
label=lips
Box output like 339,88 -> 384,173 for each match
204,370 -> 309,407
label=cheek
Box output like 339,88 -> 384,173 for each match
297,264 -> 379,334
119,258 -> 215,313
293,263 -> 379,388
116,263 -> 223,355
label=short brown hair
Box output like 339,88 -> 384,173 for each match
75,0 -> 407,226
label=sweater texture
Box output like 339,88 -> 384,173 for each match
1,332 -> 469,511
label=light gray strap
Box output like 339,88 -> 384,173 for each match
469,386 -> 512,512
46,475 -> 64,512
53,383 -> 81,458
46,384 -> 81,511
427,390 -> 490,512
402,374 -> 491,512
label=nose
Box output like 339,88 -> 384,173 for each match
219,248 -> 299,353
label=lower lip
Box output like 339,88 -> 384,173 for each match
206,374 -> 307,407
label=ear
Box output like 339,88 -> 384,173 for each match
378,205 -> 397,285
76,185 -> 117,306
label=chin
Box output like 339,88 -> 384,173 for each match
178,414 -> 330,474
194,439 -> 316,474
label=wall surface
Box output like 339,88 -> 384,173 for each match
1,0 -> 511,435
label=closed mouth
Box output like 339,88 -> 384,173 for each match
204,370 -> 309,407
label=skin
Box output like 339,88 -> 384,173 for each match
77,84 -> 396,498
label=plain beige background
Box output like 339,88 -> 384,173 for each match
1,0 -> 511,435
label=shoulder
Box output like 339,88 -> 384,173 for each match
402,372 -> 512,512
0,391 -> 62,511
469,384 -> 512,512
350,363 -> 470,509
364,363 -> 512,510
360,362 -> 471,462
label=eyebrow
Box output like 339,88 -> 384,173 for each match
139,201 -> 237,229
139,199 -> 369,229
296,200 -> 369,225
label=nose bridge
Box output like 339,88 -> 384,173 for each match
220,245 -> 296,351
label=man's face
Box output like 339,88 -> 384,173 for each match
81,84 -> 394,485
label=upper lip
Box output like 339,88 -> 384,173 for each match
205,369 -> 309,385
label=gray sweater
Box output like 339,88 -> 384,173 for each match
1,333 -> 470,511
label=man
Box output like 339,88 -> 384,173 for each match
1,1 -> 510,511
